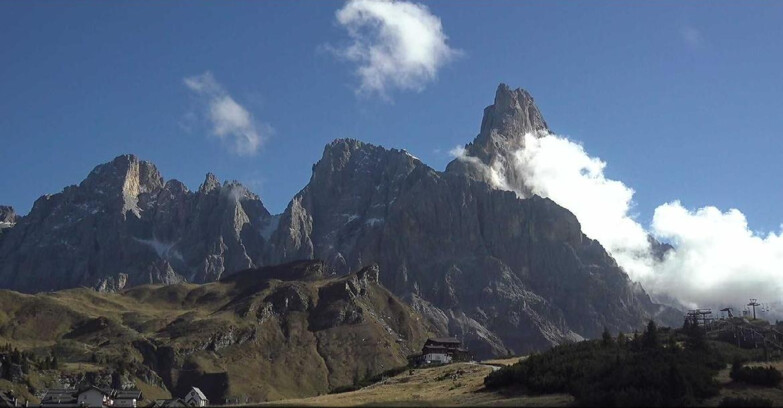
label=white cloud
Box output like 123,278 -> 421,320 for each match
183,72 -> 271,156
333,0 -> 460,97
513,134 -> 656,282
681,26 -> 704,48
650,202 -> 783,309
454,131 -> 783,315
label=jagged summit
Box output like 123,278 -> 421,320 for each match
199,172 -> 221,194
446,83 -> 550,194
479,83 -> 549,141
85,154 -> 163,186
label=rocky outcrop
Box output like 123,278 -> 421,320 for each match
0,206 -> 17,225
0,155 -> 276,292
267,84 -> 678,357
0,206 -> 17,240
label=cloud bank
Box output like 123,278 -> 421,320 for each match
453,133 -> 783,314
183,72 -> 271,156
334,0 -> 460,97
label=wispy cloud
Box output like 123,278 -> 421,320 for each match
183,72 -> 271,156
332,0 -> 460,98
681,26 -> 704,48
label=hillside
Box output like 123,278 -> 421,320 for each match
0,261 -> 433,403
261,362 -> 573,407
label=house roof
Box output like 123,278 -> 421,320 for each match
115,390 -> 143,399
77,385 -> 112,396
41,389 -> 78,402
190,387 -> 207,400
426,337 -> 461,344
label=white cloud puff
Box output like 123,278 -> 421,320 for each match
183,72 -> 270,156
455,131 -> 783,314
651,202 -> 783,309
514,134 -> 656,283
334,0 -> 460,97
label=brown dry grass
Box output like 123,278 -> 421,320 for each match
259,362 -> 573,407
481,356 -> 527,367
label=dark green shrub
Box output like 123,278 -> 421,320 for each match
719,396 -> 773,407
730,364 -> 782,387
485,322 -> 724,407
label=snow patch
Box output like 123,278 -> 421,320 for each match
365,217 -> 384,226
342,213 -> 360,223
134,237 -> 184,262
403,150 -> 421,162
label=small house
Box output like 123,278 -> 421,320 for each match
40,389 -> 78,406
113,390 -> 142,407
40,387 -> 143,408
417,337 -> 471,365
183,387 -> 208,407
76,386 -> 112,408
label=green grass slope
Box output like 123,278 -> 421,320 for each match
0,261 -> 434,403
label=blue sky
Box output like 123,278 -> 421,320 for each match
1,0 -> 781,235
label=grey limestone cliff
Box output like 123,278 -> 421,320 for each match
0,155 -> 275,292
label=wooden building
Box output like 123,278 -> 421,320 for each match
417,337 -> 471,365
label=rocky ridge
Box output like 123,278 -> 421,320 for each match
0,155 -> 275,292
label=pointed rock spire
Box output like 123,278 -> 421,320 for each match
478,83 -> 549,142
445,84 -> 550,195
199,173 -> 221,194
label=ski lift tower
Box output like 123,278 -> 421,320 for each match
748,299 -> 761,320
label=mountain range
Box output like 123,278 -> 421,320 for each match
0,84 -> 680,358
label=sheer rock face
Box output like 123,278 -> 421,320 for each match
0,155 -> 275,292
267,85 -> 676,357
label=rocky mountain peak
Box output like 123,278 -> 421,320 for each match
445,84 -> 550,195
199,173 -> 221,194
84,154 -> 163,190
0,206 -> 17,225
0,153 -> 274,292
77,154 -> 164,217
480,83 -> 549,140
